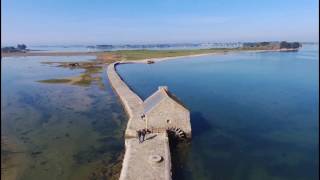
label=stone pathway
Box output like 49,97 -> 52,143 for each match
119,133 -> 171,180
107,62 -> 172,180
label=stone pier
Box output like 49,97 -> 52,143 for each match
107,60 -> 191,180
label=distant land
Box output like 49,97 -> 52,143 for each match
1,44 -> 28,53
242,41 -> 302,51
1,41 -> 306,55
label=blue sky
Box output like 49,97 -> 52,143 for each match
1,0 -> 319,45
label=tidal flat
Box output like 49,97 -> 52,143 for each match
1,56 -> 126,180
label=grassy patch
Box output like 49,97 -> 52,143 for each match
38,65 -> 103,87
39,48 -> 264,87
96,48 -> 233,63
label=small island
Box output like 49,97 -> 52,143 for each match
1,44 -> 28,53
242,41 -> 302,51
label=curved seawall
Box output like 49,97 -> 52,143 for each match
107,62 -> 145,138
107,54 -> 219,179
107,61 -> 172,180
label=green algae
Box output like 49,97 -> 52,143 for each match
38,63 -> 103,87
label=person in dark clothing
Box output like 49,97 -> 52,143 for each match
141,129 -> 147,143
137,130 -> 142,143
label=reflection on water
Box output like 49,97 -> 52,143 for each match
1,56 -> 126,180
117,45 -> 319,180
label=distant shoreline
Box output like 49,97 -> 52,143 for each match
1,48 -> 299,58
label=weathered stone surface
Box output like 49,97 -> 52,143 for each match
107,63 -> 145,138
119,133 -> 171,180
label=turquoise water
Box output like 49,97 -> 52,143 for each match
117,45 -> 319,180
1,56 -> 126,179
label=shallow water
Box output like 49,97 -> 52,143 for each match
117,45 -> 319,180
1,56 -> 126,180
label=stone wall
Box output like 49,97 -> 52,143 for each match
146,97 -> 191,138
107,59 -> 192,180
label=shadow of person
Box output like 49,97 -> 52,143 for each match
145,134 -> 157,141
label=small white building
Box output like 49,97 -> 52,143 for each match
143,86 -> 191,139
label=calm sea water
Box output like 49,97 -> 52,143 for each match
1,56 -> 126,180
117,45 -> 319,180
2,45 -> 318,180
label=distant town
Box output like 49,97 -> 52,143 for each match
84,41 -> 304,51
1,41 -> 306,54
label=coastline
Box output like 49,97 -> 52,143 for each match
112,48 -> 292,65
20,48 -> 298,88
1,48 -> 298,58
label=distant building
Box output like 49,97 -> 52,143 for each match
143,86 -> 191,138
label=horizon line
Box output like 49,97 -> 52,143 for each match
2,41 -> 318,47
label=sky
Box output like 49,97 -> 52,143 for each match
1,0 -> 319,45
